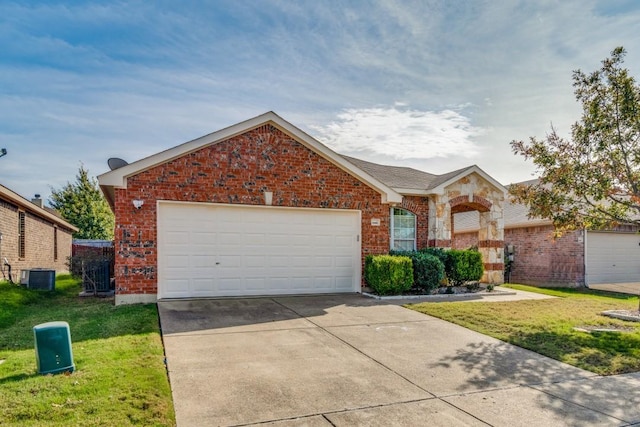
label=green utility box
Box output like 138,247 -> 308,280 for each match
33,321 -> 75,375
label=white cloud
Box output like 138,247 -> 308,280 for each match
312,106 -> 484,160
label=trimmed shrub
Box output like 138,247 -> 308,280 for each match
420,248 -> 453,284
364,255 -> 413,295
447,249 -> 484,286
391,250 -> 444,293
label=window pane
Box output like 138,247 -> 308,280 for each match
392,208 -> 416,251
393,240 -> 414,251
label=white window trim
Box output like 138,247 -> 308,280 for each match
390,207 -> 417,251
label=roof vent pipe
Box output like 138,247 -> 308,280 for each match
31,194 -> 43,208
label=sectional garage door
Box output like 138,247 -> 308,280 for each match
157,202 -> 361,299
586,231 -> 640,285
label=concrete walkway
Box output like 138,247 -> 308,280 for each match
159,294 -> 640,426
589,282 -> 640,296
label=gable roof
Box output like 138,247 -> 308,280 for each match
98,111 -> 403,206
0,184 -> 79,232
342,156 -> 506,197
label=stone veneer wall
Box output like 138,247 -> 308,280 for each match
434,173 -> 505,283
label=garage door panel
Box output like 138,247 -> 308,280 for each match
164,279 -> 190,297
166,255 -> 189,268
335,256 -> 354,268
313,256 -> 333,268
242,233 -> 266,245
245,255 -> 266,268
244,278 -> 266,291
335,277 -> 354,290
192,278 -> 215,293
165,231 -> 190,245
587,232 -> 640,284
191,255 -> 215,268
158,203 -> 360,298
290,256 -> 311,267
313,277 -> 334,289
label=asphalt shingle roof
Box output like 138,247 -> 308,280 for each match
342,155 -> 475,192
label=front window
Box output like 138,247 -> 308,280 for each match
391,208 -> 416,251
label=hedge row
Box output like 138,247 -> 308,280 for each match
419,248 -> 484,286
367,248 -> 484,295
364,255 -> 413,295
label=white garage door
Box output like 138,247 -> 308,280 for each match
586,232 -> 640,285
157,202 -> 361,299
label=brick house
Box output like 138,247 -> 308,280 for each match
98,112 -> 507,304
454,188 -> 640,287
0,184 -> 78,282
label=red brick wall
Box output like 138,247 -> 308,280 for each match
0,200 -> 73,281
505,225 -> 584,286
114,124 -> 392,295
452,231 -> 478,249
454,225 -> 584,286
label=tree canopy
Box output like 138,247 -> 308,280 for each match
510,47 -> 640,234
50,165 -> 115,240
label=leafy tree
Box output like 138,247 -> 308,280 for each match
510,47 -> 640,234
50,165 -> 115,240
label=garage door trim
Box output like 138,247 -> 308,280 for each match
157,201 -> 362,299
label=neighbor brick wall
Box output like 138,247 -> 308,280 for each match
114,124 -> 392,296
454,225 -> 584,286
0,200 -> 73,280
505,225 -> 584,287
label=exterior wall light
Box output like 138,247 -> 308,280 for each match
264,191 -> 273,206
132,199 -> 144,209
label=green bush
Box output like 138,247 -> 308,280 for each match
447,249 -> 484,286
420,248 -> 453,283
364,255 -> 413,295
391,250 -> 444,292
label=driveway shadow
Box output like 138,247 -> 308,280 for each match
157,293 -> 384,335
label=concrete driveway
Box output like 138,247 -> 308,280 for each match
158,295 -> 640,426
588,282 -> 640,295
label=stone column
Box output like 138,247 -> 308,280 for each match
428,196 -> 452,248
478,205 -> 504,284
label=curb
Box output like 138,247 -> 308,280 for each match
362,289 -> 518,301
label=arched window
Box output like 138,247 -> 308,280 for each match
390,208 -> 416,251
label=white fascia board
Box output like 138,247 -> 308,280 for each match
97,111 -> 403,205
392,188 -> 431,196
429,165 -> 508,196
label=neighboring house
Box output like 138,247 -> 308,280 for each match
98,112 -> 507,304
0,184 -> 78,282
454,185 -> 640,287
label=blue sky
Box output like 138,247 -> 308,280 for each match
2,1 -> 640,202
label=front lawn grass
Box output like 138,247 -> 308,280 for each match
406,284 -> 640,375
0,275 -> 175,426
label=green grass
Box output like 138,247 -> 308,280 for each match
406,284 -> 640,375
0,276 -> 175,426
